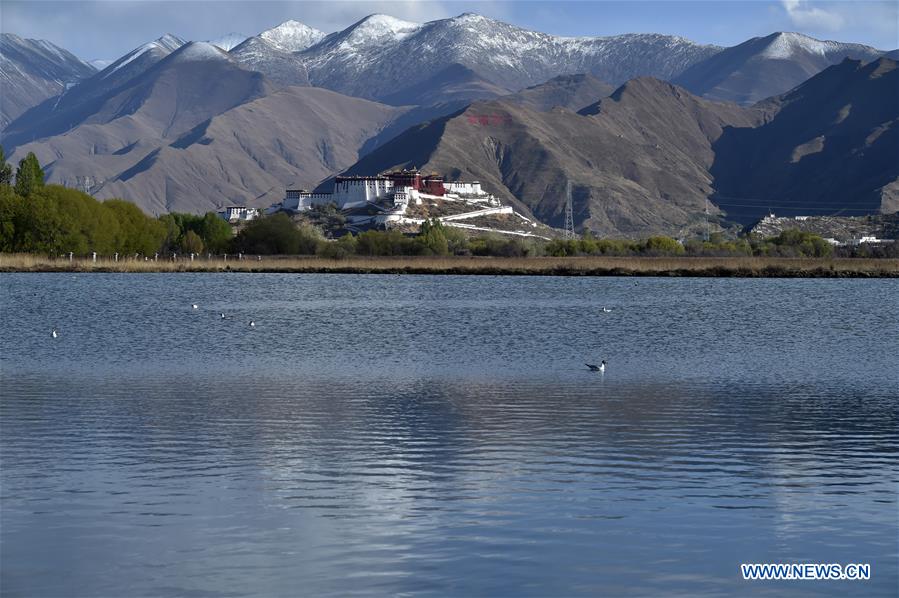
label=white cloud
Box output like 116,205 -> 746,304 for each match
781,0 -> 845,31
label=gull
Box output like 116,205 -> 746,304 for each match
192,304 -> 199,309
220,313 -> 226,319
249,320 -> 255,327
601,307 -> 612,313
51,329 -> 58,339
586,360 -> 606,372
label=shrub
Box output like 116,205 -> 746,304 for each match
317,233 -> 357,259
234,214 -> 322,254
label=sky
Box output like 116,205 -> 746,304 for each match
2,0 -> 896,62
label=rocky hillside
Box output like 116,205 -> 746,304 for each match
341,78 -> 762,237
503,74 -> 615,112
711,57 -> 899,222
9,80 -> 410,215
339,59 -> 897,236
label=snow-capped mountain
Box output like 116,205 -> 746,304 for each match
166,41 -> 230,63
94,33 -> 185,86
207,32 -> 249,51
259,20 -> 325,52
229,37 -> 310,87
675,32 -> 886,104
0,33 -> 96,128
2,34 -> 187,146
298,13 -> 721,104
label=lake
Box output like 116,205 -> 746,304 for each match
1,274 -> 897,596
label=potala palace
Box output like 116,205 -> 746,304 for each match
219,169 -> 553,237
278,169 -> 547,236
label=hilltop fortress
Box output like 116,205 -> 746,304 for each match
272,168 -> 550,237
282,169 -> 495,212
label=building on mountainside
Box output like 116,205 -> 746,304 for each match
276,168 -> 550,237
281,168 -> 497,213
748,213 -> 899,245
220,206 -> 259,222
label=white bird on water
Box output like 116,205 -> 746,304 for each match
249,320 -> 255,327
192,304 -> 199,309
220,313 -> 226,319
51,329 -> 58,339
601,307 -> 612,313
586,360 -> 606,372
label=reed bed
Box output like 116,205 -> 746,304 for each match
2,253 -> 898,277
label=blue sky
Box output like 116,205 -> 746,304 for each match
2,1 -> 896,62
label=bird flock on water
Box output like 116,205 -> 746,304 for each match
50,302 -> 258,340
50,300 -> 613,372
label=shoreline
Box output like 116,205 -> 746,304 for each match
2,254 -> 898,277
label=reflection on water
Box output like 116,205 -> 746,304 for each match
1,274 -> 897,596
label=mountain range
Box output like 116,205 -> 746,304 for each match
1,13 -> 895,234
339,58 -> 897,235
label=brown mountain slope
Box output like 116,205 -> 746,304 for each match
711,58 -> 899,222
11,86 -> 410,215
504,73 -> 615,112
344,78 -> 762,236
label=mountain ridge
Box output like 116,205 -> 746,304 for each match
0,33 -> 97,128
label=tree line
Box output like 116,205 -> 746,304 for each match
1,148 -> 233,256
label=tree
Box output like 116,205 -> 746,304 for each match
417,218 -> 449,256
198,212 -> 232,253
181,230 -> 204,254
0,185 -> 22,251
317,233 -> 357,259
641,236 -> 685,256
104,199 -> 166,254
233,214 -> 322,254
14,152 -> 44,196
0,146 -> 12,187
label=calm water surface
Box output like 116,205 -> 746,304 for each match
1,274 -> 897,596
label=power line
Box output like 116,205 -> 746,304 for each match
711,202 -> 878,212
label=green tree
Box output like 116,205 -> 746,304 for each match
443,225 -> 469,255
0,146 -> 12,187
14,152 -> 44,196
181,229 -> 204,254
641,236 -> 685,256
105,199 -> 166,255
234,214 -> 322,254
0,185 -> 23,251
157,214 -> 182,253
198,212 -> 233,253
317,233 -> 357,259
355,229 -> 416,256
417,218 -> 449,256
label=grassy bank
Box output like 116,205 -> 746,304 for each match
2,254 -> 898,277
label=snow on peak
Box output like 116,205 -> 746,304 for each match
259,20 -> 325,52
169,41 -> 229,63
155,33 -> 186,53
345,14 -> 420,42
207,32 -> 248,51
452,13 -> 493,24
101,34 -> 185,78
90,59 -> 113,70
761,32 -> 834,59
